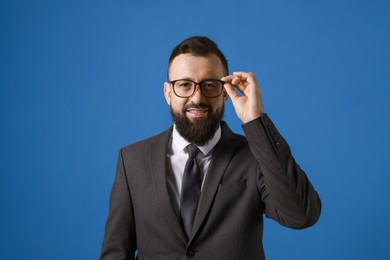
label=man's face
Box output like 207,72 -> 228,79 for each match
164,54 -> 228,145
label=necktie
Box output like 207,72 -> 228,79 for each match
180,144 -> 201,239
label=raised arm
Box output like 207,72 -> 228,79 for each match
223,72 -> 321,228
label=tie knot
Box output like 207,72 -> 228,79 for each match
187,144 -> 200,158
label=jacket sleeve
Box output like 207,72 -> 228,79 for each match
100,149 -> 137,260
242,114 -> 321,229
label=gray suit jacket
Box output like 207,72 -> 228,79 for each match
100,114 -> 321,260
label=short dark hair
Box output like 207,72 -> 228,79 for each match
168,36 -> 229,78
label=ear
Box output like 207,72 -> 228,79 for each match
223,89 -> 229,102
164,82 -> 172,105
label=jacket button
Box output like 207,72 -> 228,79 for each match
187,249 -> 196,257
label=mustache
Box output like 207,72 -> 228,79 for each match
183,103 -> 212,111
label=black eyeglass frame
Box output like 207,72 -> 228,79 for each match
169,79 -> 226,98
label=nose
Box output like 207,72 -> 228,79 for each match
189,84 -> 206,103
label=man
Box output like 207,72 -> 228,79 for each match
100,36 -> 321,260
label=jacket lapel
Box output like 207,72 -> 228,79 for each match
150,128 -> 187,243
190,122 -> 239,242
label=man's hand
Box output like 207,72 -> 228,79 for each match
222,72 -> 264,124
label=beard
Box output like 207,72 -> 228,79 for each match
170,103 -> 224,146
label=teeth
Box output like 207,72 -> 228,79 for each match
189,109 -> 207,113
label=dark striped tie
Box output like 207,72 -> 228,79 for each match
180,144 -> 201,239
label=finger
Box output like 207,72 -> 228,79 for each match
233,72 -> 261,93
233,71 -> 256,83
222,75 -> 246,92
223,82 -> 241,100
221,75 -> 235,83
222,73 -> 250,82
223,73 -> 254,93
231,75 -> 244,86
233,71 -> 251,78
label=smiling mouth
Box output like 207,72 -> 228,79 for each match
187,108 -> 209,113
186,108 -> 210,119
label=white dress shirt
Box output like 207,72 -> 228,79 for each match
166,124 -> 221,215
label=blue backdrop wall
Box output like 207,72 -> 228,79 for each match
1,0 -> 389,259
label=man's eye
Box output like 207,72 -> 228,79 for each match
203,82 -> 217,89
178,82 -> 192,88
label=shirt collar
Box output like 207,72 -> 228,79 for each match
172,124 -> 221,156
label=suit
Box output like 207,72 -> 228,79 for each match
100,114 -> 321,260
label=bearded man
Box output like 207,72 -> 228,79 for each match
100,36 -> 321,260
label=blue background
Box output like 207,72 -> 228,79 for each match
1,0 -> 389,259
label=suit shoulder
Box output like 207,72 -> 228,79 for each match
120,127 -> 172,154
220,121 -> 247,145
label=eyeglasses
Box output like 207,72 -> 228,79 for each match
169,79 -> 225,98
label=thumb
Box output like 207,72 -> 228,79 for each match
223,83 -> 240,102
